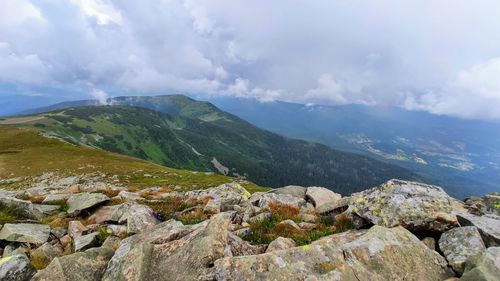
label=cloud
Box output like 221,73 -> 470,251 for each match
90,88 -> 109,105
1,1 -> 500,119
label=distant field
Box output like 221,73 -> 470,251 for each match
0,126 -> 268,193
0,115 -> 46,125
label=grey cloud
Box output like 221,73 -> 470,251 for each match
1,0 -> 500,119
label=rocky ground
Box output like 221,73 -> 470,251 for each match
0,175 -> 499,281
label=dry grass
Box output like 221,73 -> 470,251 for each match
179,209 -> 208,225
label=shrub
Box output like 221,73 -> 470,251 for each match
269,202 -> 300,222
179,209 -> 207,225
333,212 -> 355,233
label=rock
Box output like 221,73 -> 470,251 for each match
266,237 -> 296,252
315,196 -> 351,215
464,193 -> 500,216
233,227 -> 252,236
213,225 -> 454,280
0,195 -> 59,220
116,191 -> 142,202
59,235 -> 72,247
0,254 -> 36,281
74,232 -> 99,252
87,203 -> 132,225
31,247 -> 114,281
0,223 -> 50,244
257,193 -> 307,209
66,192 -> 109,216
102,235 -> 121,249
41,194 -> 70,205
122,204 -> 159,234
456,213 -> 500,247
106,225 -> 128,237
350,179 -> 459,232
227,232 -> 265,256
29,242 -> 63,267
204,199 -> 221,214
299,213 -> 318,223
269,185 -> 307,198
186,183 -> 251,211
103,213 -> 239,281
421,237 -> 436,250
247,212 -> 272,224
306,186 -> 341,210
51,227 -> 67,239
460,247 -> 500,281
298,222 -> 317,231
68,221 -> 88,239
439,226 -> 486,274
276,219 -> 300,230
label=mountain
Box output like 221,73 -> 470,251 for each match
3,95 -> 418,195
0,126 -> 263,192
209,97 -> 500,197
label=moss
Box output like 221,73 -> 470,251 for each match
315,262 -> 337,274
29,250 -> 50,270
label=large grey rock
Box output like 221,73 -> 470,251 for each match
42,194 -> 70,205
213,225 -> 454,281
74,232 -> 99,252
186,183 -> 251,211
121,204 -> 159,234
0,223 -> 50,244
269,185 -> 307,198
0,195 -> 59,220
116,191 -> 142,202
257,193 -> 307,209
306,186 -> 341,210
350,179 -> 459,232
66,192 -> 109,216
460,247 -> 500,281
439,226 -> 486,274
0,254 -> 36,281
266,237 -> 296,253
456,213 -> 500,247
31,247 -> 114,281
464,193 -> 500,216
68,220 -> 88,239
103,213 -> 252,281
30,242 -> 63,268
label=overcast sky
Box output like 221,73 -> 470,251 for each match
1,0 -> 500,119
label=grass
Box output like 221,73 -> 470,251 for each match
179,208 -> 208,225
241,203 -> 355,246
0,205 -> 24,224
139,197 -> 205,222
29,250 -> 50,270
0,126 -> 268,193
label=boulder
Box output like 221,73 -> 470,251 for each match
0,195 -> 59,220
350,179 -> 459,232
421,237 -> 436,250
0,223 -> 50,244
276,219 -> 300,230
213,225 -> 454,281
31,247 -> 114,281
257,193 -> 307,209
103,213 -> 241,281
186,183 -> 251,211
269,185 -> 307,198
439,226 -> 486,274
456,213 -> 500,247
66,193 -> 109,216
266,237 -> 296,252
460,247 -> 500,281
41,194 -> 70,205
0,254 -> 36,281
315,196 -> 351,215
300,213 -> 318,223
247,212 -> 272,224
116,191 -> 142,202
204,199 -> 221,214
74,232 -> 99,252
68,221 -> 88,239
464,193 -> 500,216
306,186 -> 341,210
30,242 -> 63,267
121,204 -> 159,234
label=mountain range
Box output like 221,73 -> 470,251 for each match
2,95 -> 417,195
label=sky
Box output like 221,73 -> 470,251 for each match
1,0 -> 500,120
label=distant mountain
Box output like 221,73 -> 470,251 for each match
209,97 -> 500,197
5,95 -> 418,195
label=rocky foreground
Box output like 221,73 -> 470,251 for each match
0,176 -> 499,281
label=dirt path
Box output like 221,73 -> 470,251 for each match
0,116 -> 46,124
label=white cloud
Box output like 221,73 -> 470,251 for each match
90,88 -> 109,104
1,1 -> 500,119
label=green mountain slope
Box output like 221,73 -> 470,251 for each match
0,126 -> 266,192
8,96 -> 419,194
